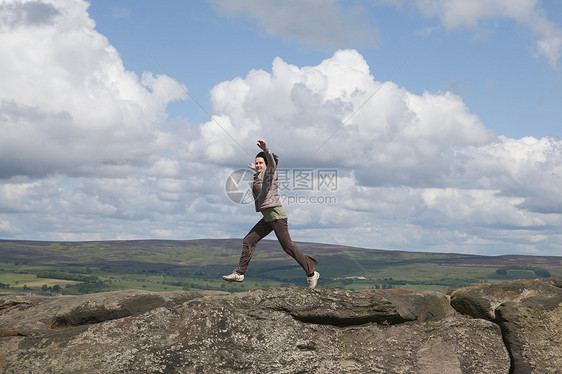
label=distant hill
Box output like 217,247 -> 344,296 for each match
1,239 -> 561,295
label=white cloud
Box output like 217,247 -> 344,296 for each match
412,0 -> 537,28
184,48 -> 562,255
217,0 -> 562,67
0,0 -> 186,179
0,0 -> 60,30
410,0 -> 562,67
190,49 -> 495,186
209,0 -> 377,48
111,7 -> 131,19
458,136 -> 562,214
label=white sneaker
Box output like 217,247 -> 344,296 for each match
222,271 -> 244,282
307,271 -> 320,289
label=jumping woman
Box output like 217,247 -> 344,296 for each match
222,140 -> 320,288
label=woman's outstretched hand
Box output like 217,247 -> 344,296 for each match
257,140 -> 267,151
248,162 -> 256,170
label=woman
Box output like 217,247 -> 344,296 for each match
222,140 -> 320,288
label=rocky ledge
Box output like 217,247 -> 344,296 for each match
0,278 -> 560,373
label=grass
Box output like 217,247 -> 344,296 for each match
0,239 -> 560,295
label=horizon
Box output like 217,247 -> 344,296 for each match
1,237 -> 561,259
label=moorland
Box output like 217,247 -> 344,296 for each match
1,239 -> 560,295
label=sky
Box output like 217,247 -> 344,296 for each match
1,0 -> 562,257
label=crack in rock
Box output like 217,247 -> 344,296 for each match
449,278 -> 562,374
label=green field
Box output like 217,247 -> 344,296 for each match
1,239 -> 560,296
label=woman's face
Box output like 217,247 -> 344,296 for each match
255,157 -> 266,172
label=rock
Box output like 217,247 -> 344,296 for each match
237,287 -> 457,325
0,289 -> 207,330
0,286 -> 513,373
450,278 -> 562,374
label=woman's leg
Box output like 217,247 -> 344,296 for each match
270,218 -> 318,275
237,219 -> 273,273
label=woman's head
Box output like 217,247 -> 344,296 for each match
255,152 -> 278,172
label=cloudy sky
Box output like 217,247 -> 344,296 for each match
1,0 -> 562,257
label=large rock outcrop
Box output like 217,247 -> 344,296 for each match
450,278 -> 562,374
0,279 -> 559,373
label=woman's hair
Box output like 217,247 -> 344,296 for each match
256,152 -> 279,166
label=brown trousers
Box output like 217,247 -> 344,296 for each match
237,218 -> 318,275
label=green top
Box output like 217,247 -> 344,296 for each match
261,206 -> 288,222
